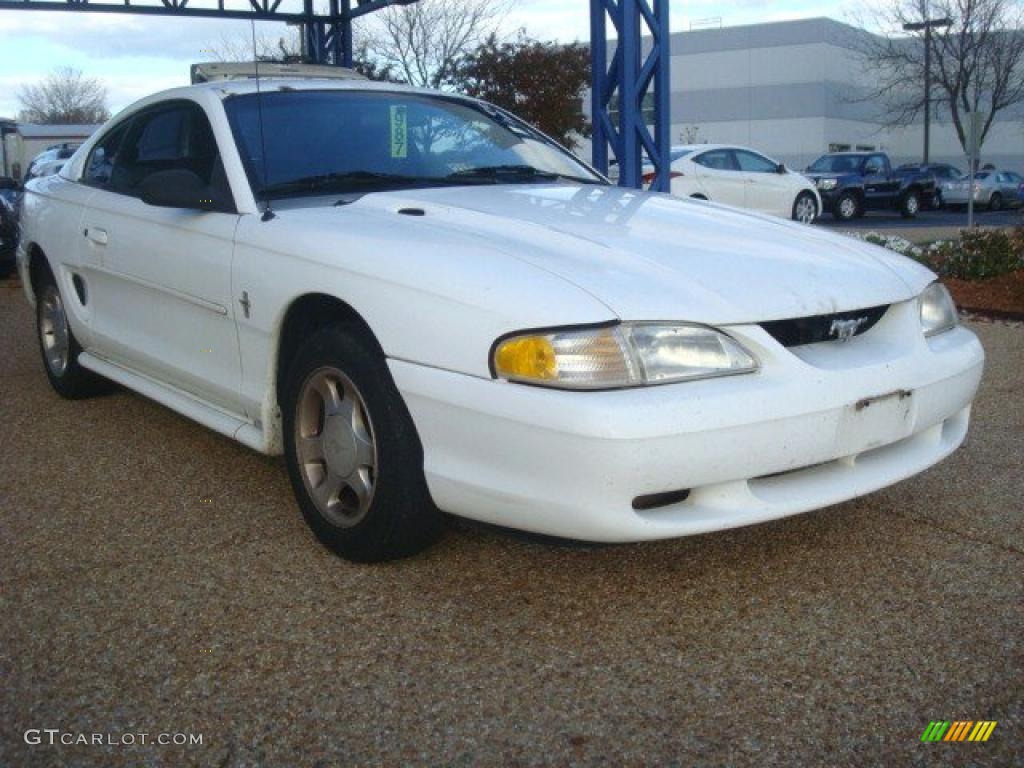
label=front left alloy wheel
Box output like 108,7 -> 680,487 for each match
282,323 -> 442,562
792,192 -> 818,224
35,273 -> 108,399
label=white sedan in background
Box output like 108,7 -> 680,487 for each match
17,75 -> 983,562
647,144 -> 822,224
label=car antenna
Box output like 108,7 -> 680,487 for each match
251,18 -> 275,222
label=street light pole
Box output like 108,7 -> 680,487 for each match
903,17 -> 952,165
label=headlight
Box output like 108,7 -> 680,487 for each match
492,323 -> 759,389
816,178 -> 838,190
919,282 -> 958,337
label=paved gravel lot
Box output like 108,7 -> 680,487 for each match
1,276 -> 1021,767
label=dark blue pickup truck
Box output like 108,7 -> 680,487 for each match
805,151 -> 934,221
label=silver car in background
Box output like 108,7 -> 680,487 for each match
943,170 -> 1024,211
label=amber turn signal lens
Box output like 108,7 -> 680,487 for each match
493,336 -> 558,381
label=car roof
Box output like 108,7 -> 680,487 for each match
95,78 -> 485,141
669,144 -> 772,155
137,78 -> 470,108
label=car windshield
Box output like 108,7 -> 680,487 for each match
807,155 -> 865,173
224,90 -> 604,200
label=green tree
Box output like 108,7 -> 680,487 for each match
449,32 -> 591,149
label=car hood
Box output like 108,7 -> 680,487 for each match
805,172 -> 854,182
293,183 -> 935,324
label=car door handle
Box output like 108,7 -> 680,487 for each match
84,227 -> 108,246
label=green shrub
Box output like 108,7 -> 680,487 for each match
927,227 -> 1023,281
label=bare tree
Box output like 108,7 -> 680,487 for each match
852,0 -> 1024,156
17,67 -> 110,124
202,28 -> 399,81
365,0 -> 515,88
205,28 -> 303,63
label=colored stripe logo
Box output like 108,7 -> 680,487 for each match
921,721 -> 997,742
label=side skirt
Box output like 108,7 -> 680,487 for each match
78,352 -> 268,454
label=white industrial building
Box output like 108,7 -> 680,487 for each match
0,121 -> 100,180
593,16 -> 1024,172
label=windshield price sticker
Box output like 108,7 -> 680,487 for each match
390,105 -> 408,159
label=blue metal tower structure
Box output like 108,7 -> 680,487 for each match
0,0 -> 415,67
0,0 -> 670,190
590,0 -> 672,192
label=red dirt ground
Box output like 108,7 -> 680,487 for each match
944,270 -> 1024,315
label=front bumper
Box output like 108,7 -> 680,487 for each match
390,301 -> 984,542
815,187 -> 842,211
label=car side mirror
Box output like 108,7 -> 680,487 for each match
139,169 -> 230,213
776,163 -> 787,174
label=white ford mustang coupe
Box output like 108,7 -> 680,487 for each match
17,74 -> 984,561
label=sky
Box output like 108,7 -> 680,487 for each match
0,0 -> 877,119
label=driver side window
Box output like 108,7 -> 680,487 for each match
734,150 -> 778,173
107,102 -> 223,199
83,121 -> 131,189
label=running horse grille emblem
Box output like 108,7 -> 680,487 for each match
829,316 -> 868,342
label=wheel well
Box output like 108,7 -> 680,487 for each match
838,188 -> 863,205
275,293 -> 381,407
690,193 -> 708,200
27,243 -> 53,297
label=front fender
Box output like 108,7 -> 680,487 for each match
230,206 -> 617,439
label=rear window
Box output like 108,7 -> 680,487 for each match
694,149 -> 738,171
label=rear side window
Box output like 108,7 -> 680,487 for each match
694,149 -> 738,171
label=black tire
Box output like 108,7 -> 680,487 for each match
988,193 -> 1002,212
282,323 -> 442,562
900,190 -> 921,219
833,192 -> 860,221
35,273 -> 108,399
